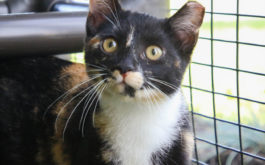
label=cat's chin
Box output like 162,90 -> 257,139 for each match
103,83 -> 167,103
104,83 -> 136,99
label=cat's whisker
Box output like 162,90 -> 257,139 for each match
44,79 -> 90,119
78,79 -> 107,130
142,87 -> 153,110
92,83 -> 109,129
111,0 -> 121,27
55,74 -> 106,130
43,74 -> 105,120
81,79 -> 108,136
97,63 -> 108,70
145,80 -> 169,99
62,86 -> 95,140
151,75 -> 182,86
87,63 -> 107,70
55,82 -> 97,132
61,79 -> 106,139
79,79 -> 107,128
58,69 -> 105,80
147,88 -> 158,111
87,69 -> 106,73
82,74 -> 105,109
145,82 -> 161,105
149,77 -> 178,89
146,86 -> 160,109
100,1 -> 121,28
101,13 -> 119,29
90,86 -> 105,130
148,77 -> 178,91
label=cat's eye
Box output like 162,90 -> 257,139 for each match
146,45 -> 163,61
102,38 -> 118,53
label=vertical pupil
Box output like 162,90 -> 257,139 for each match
152,48 -> 157,56
109,41 -> 114,48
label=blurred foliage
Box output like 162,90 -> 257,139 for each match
201,20 -> 265,30
71,52 -> 85,64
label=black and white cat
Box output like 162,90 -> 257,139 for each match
0,0 -> 204,164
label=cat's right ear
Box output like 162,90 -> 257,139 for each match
86,0 -> 122,34
167,1 -> 205,56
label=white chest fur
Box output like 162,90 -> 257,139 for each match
96,91 -> 185,165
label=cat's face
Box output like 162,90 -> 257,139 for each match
84,0 -> 204,101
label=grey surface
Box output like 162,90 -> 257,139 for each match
0,11 -> 87,58
121,0 -> 169,18
0,2 -> 8,14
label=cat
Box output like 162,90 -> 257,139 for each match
0,0 -> 204,164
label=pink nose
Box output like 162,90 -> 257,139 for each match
122,73 -> 128,82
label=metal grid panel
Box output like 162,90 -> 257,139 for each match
174,0 -> 265,164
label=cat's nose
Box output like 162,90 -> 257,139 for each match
122,73 -> 128,81
114,57 -> 136,74
113,67 -> 131,74
113,64 -> 134,74
112,71 -> 128,83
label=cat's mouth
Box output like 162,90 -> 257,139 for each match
113,82 -> 138,97
124,85 -> 136,97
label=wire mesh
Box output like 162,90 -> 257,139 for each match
178,0 -> 265,164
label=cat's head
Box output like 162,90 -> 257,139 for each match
84,0 -> 204,101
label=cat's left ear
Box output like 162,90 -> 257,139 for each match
87,0 -> 122,34
167,1 -> 205,55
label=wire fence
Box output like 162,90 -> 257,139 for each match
176,0 -> 265,164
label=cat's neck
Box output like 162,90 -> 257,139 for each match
96,90 -> 185,165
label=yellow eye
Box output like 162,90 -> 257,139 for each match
102,38 -> 118,53
146,45 -> 163,61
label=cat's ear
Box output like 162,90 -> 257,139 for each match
87,0 -> 122,33
167,1 -> 205,55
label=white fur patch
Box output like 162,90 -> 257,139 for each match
124,71 -> 144,90
112,70 -> 123,83
96,90 -> 185,165
126,27 -> 135,47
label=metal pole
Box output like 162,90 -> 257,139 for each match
0,11 -> 88,58
5,0 -> 43,13
51,2 -> 88,12
0,2 -> 9,14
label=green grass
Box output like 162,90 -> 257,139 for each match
201,20 -> 265,30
